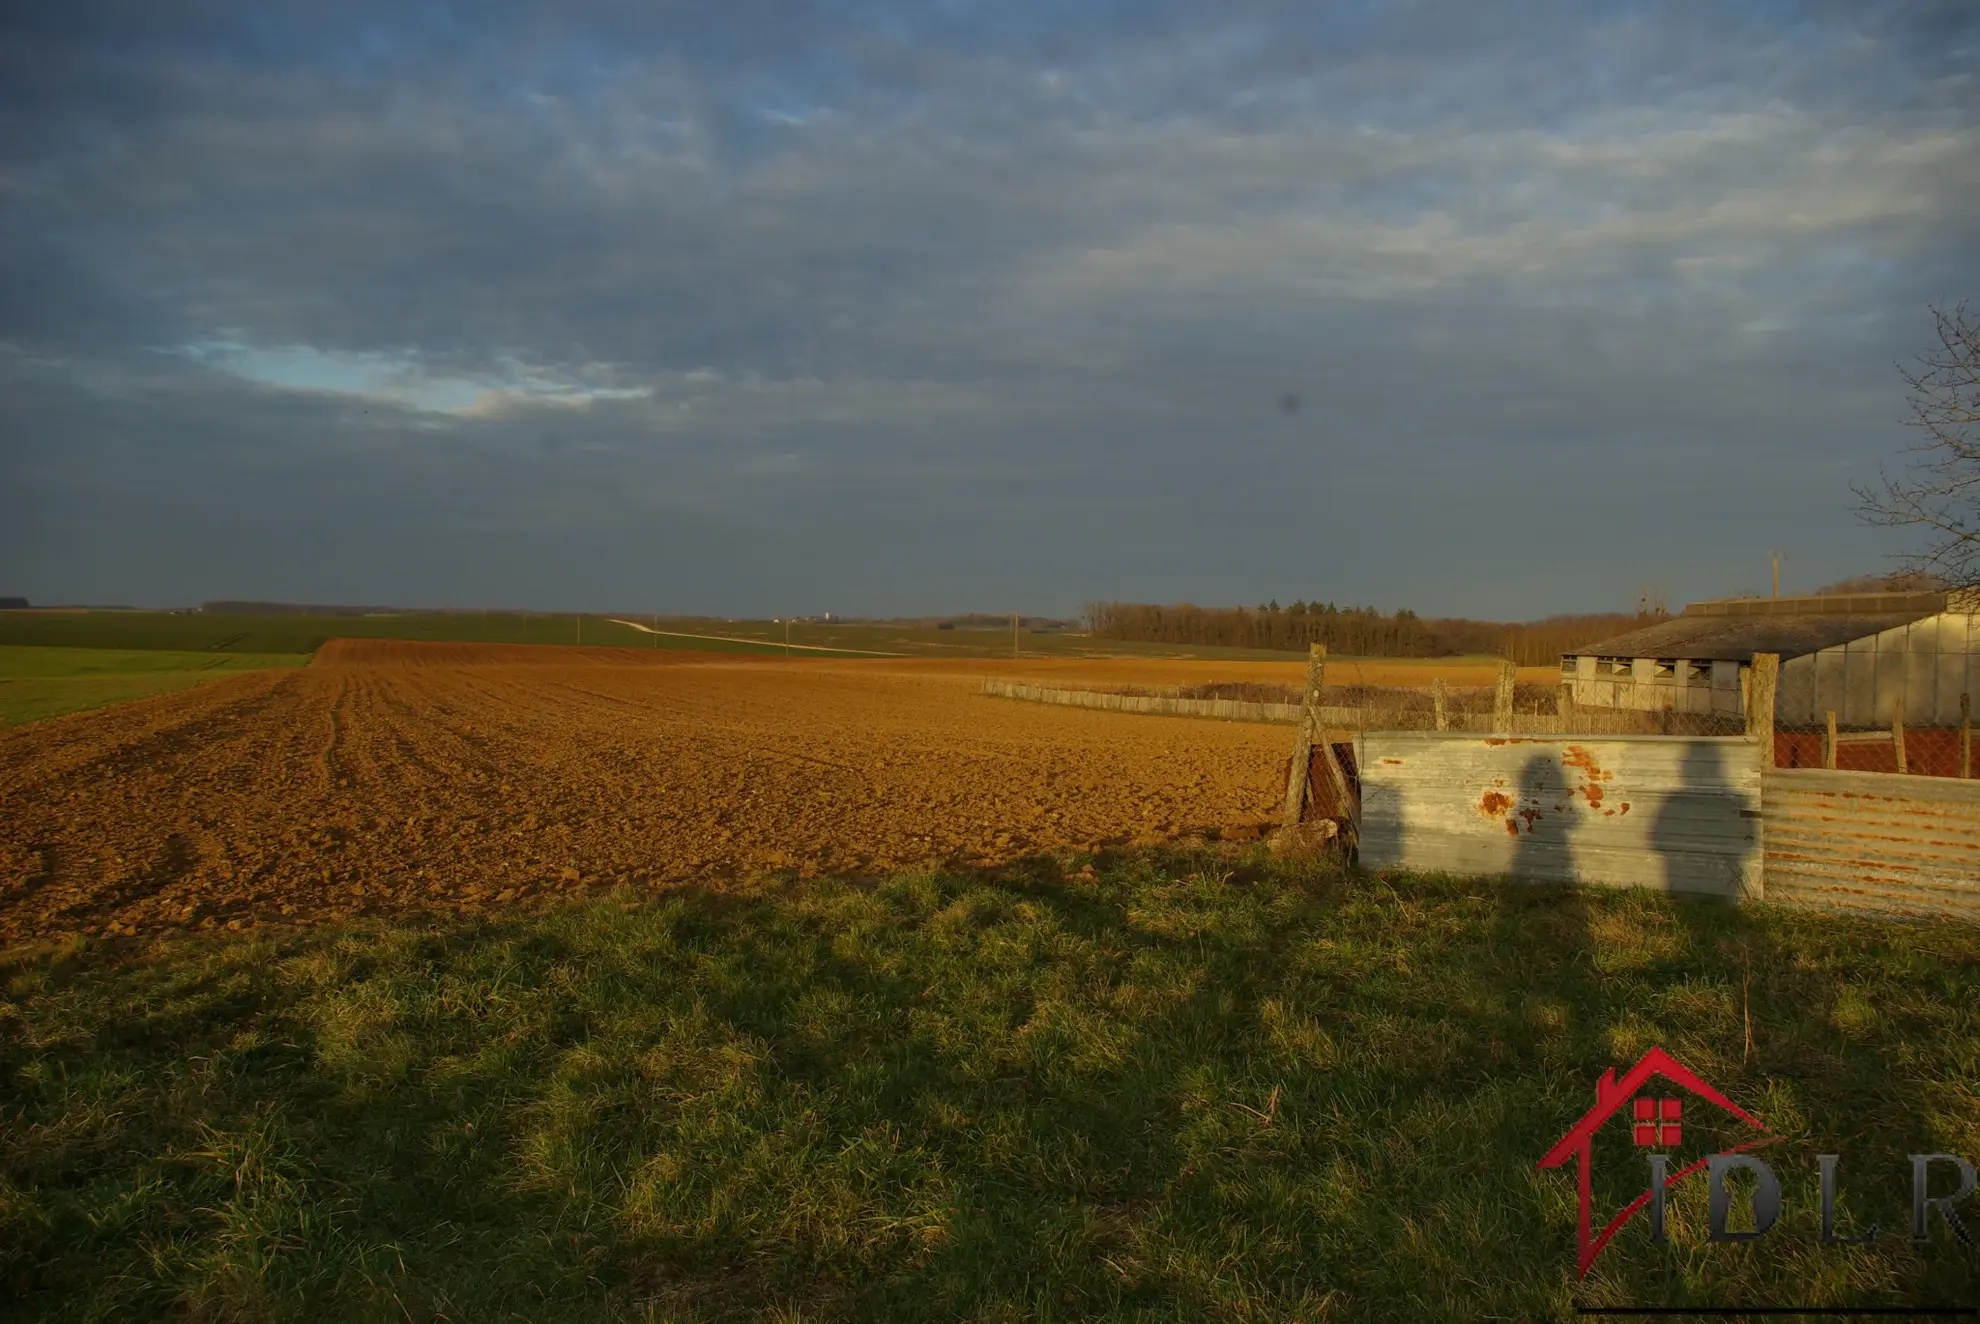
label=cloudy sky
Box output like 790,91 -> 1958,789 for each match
3,2 -> 1977,619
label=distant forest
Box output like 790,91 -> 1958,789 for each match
1083,601 -> 1665,666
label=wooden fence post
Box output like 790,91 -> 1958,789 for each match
1281,645 -> 1326,826
1556,680 -> 1574,730
1433,677 -> 1448,731
1747,653 -> 1779,768
1892,711 -> 1907,775
1824,710 -> 1837,770
1494,660 -> 1516,733
1962,693 -> 1972,779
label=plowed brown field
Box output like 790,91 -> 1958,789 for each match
1,640 -> 1296,944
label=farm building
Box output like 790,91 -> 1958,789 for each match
1563,588 -> 1980,724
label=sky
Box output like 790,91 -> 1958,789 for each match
3,1 -> 1977,620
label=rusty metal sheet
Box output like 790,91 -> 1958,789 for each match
1357,733 -> 1763,899
1762,769 -> 1980,921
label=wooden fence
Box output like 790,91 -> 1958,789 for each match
980,674 -> 1739,736
979,679 -> 1307,725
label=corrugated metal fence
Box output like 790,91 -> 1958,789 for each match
1761,769 -> 1980,921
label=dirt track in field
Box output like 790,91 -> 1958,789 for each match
0,640 -> 1297,943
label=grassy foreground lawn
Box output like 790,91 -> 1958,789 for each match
0,646 -> 309,727
3,854 -> 1976,1321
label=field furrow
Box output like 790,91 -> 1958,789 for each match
1,640 -> 1292,943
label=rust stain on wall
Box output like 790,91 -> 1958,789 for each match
1480,791 -> 1512,817
1561,744 -> 1615,810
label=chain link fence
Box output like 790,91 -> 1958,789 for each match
1773,652 -> 1975,779
1096,670 -> 1747,737
1292,669 -> 1747,739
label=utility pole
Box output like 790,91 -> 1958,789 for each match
1012,611 -> 1020,658
784,619 -> 791,655
1770,551 -> 1782,599
576,614 -> 582,646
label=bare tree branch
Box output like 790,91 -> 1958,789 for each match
1853,301 -> 1980,590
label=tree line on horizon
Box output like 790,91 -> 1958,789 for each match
1084,567 -> 1953,665
1083,599 -> 1670,665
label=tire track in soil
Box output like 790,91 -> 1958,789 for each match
1,672 -> 323,937
0,670 -> 292,799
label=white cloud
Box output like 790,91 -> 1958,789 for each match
177,341 -> 656,416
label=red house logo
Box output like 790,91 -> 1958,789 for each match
1537,1047 -> 1778,1277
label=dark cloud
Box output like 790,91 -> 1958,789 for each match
2,0 -> 1977,615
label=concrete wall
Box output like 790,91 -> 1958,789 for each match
1356,733 -> 1764,899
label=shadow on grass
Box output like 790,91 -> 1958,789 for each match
1,846 -> 1976,1323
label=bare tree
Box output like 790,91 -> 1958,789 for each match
1855,302 -> 1980,588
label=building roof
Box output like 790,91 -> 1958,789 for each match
1571,604 -> 1939,664
1682,590 -> 1953,618
1569,589 -> 1976,663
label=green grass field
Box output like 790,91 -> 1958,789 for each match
0,610 -> 1327,730
4,852 -> 1974,1321
0,646 -> 310,728
0,612 -> 800,657
656,619 -> 1320,661
0,612 -> 1325,662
